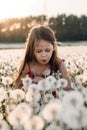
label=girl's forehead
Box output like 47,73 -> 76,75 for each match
35,39 -> 53,48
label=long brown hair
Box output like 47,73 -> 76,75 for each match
16,25 -> 60,81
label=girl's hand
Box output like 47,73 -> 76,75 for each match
33,76 -> 43,84
63,86 -> 74,91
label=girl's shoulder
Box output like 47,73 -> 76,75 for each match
58,58 -> 65,65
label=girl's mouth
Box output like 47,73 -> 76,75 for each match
41,60 -> 47,62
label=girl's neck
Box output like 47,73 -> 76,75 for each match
32,61 -> 50,67
30,61 -> 51,74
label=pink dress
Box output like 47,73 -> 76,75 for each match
27,59 -> 65,78
27,59 -> 65,98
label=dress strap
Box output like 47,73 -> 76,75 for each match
27,63 -> 34,78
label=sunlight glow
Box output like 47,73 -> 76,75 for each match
0,0 -> 44,20
0,0 -> 87,20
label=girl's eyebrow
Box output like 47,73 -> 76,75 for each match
36,47 -> 51,50
35,45 -> 53,50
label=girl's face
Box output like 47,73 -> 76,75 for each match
34,40 -> 54,65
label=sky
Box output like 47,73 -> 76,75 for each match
0,0 -> 87,20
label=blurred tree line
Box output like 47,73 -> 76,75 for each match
0,14 -> 87,43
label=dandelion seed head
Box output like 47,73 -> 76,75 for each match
42,102 -> 63,122
63,91 -> 84,109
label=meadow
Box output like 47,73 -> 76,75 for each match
0,46 -> 87,130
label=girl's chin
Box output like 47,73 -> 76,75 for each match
40,61 -> 49,64
36,60 -> 49,65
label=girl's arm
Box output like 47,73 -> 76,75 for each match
58,60 -> 73,91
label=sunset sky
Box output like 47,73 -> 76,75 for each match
0,0 -> 87,20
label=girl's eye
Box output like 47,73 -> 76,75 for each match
46,49 -> 50,52
36,50 -> 42,53
36,49 -> 51,53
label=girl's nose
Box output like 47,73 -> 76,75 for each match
41,52 -> 47,57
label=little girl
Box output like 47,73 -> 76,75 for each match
14,25 -> 72,90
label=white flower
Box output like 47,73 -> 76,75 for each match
25,90 -> 34,102
0,87 -> 8,102
28,84 -> 39,94
62,108 -> 81,129
75,75 -> 83,83
71,64 -> 79,73
9,89 -> 25,102
7,109 -> 20,128
45,124 -> 61,130
7,103 -> 32,128
19,116 -> 30,130
49,98 -> 62,104
81,107 -> 87,127
2,76 -> 13,85
16,103 -> 32,117
43,93 -> 54,103
29,102 -> 40,114
22,75 -> 32,91
46,75 -> 56,82
0,120 -> 10,130
73,76 -> 83,90
0,113 -> 3,120
29,115 -> 44,130
6,103 -> 17,114
25,89 -> 41,103
41,102 -> 63,122
62,106 -> 87,129
62,91 -> 84,109
46,75 -> 57,90
38,79 -> 51,91
43,69 -> 51,77
0,69 -> 5,75
57,78 -> 68,88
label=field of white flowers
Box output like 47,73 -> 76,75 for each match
0,46 -> 87,130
